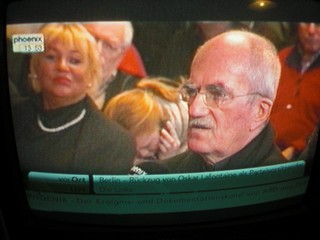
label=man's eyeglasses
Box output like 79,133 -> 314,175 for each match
180,84 -> 261,108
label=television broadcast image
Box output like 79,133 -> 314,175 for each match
2,0 -> 320,239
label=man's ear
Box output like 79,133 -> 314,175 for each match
250,97 -> 273,131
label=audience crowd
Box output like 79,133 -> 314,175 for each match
6,21 -> 319,175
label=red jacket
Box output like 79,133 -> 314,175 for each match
118,44 -> 147,78
270,46 -> 320,153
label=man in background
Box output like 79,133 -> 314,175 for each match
270,22 -> 320,160
84,21 -> 146,110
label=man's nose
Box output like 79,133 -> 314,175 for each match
188,92 -> 210,118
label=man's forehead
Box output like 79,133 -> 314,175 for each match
189,69 -> 249,94
86,23 -> 126,42
187,77 -> 229,89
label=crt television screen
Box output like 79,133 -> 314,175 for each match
3,0 -> 320,233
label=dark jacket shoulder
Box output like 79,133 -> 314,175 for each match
163,124 -> 287,173
73,97 -> 136,174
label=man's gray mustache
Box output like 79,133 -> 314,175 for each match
189,118 -> 214,129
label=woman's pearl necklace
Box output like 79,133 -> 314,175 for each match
37,109 -> 86,133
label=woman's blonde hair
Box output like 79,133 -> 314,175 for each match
135,77 -> 181,102
104,88 -> 163,136
104,77 -> 187,139
29,23 -> 101,93
136,77 -> 188,143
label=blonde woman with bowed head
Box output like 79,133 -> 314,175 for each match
11,23 -> 136,178
104,77 -> 188,168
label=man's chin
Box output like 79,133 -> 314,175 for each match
188,139 -> 208,154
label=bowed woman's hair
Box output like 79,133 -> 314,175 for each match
28,23 -> 102,94
103,77 -> 188,144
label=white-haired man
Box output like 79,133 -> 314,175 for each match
84,21 -> 146,110
163,30 -> 287,173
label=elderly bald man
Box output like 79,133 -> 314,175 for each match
163,30 -> 287,173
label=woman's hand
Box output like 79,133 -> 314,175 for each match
158,121 -> 181,160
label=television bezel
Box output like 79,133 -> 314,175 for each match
2,0 -> 320,239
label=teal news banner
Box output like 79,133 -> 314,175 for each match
26,161 -> 309,214
28,172 -> 90,193
93,161 -> 306,194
